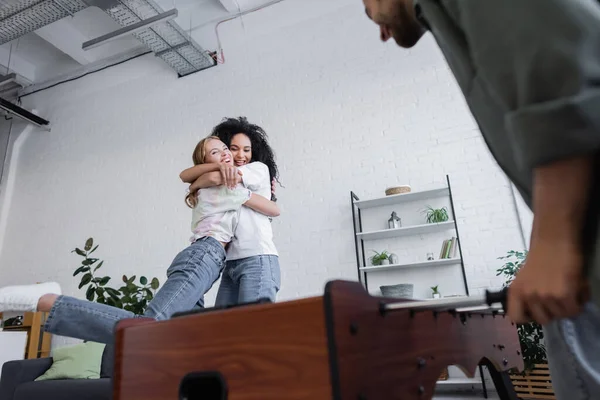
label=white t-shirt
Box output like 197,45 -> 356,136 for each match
226,161 -> 279,260
190,185 -> 251,243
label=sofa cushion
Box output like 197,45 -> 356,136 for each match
14,378 -> 111,400
35,342 -> 105,381
100,344 -> 114,379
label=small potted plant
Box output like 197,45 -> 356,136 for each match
431,285 -> 441,299
370,250 -> 390,266
422,205 -> 449,223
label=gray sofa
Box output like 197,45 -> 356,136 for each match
0,345 -> 113,400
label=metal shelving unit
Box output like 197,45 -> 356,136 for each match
350,175 -> 488,394
351,175 -> 469,295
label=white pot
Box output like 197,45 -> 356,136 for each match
381,259 -> 390,265
433,293 -> 441,299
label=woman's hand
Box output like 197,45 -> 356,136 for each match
219,164 -> 242,189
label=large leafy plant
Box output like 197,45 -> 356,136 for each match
496,250 -> 547,372
73,238 -> 160,315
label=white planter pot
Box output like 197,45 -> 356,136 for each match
433,293 -> 441,299
381,259 -> 390,265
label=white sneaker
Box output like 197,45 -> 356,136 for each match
0,282 -> 61,312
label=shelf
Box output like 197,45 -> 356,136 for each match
351,175 -> 469,302
356,221 -> 455,241
360,258 -> 460,272
354,187 -> 449,209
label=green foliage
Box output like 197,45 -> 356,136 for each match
496,250 -> 547,372
370,250 -> 390,266
72,237 -> 160,315
422,205 -> 449,223
431,285 -> 439,294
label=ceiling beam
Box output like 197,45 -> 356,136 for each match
19,46 -> 148,97
82,9 -> 178,50
35,20 -> 98,65
218,0 -> 242,13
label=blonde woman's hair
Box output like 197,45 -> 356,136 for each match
185,136 -> 221,209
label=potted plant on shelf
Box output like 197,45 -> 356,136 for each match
431,285 -> 441,299
496,250 -> 555,399
422,205 -> 449,223
370,250 -> 390,266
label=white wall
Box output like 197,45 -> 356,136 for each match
0,0 -> 525,308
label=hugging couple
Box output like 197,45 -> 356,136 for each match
0,116 -> 282,345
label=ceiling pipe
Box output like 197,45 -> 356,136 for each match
191,0 -> 285,64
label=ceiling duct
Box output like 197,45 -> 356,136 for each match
0,0 -> 215,77
101,0 -> 215,76
0,0 -> 87,45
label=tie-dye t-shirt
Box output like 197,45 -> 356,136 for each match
190,185 -> 252,243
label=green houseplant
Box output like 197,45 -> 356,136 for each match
496,250 -> 547,372
72,238 -> 160,315
422,205 -> 449,223
431,285 -> 441,299
370,250 -> 390,266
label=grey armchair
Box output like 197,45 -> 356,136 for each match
0,345 -> 113,400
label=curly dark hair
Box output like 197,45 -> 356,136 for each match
211,117 -> 281,198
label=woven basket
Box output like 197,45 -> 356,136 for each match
438,368 -> 449,381
380,284 -> 414,299
385,185 -> 411,196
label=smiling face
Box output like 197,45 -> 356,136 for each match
362,0 -> 425,48
230,133 -> 252,167
203,138 -> 233,165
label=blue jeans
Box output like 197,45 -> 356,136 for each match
214,255 -> 280,306
44,237 -> 225,344
545,302 -> 600,399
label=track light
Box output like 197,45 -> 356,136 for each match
0,97 -> 50,129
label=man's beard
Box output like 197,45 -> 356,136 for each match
391,23 -> 424,48
382,2 -> 424,48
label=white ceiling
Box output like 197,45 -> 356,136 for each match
0,0 -> 277,86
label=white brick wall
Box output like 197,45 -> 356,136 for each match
0,0 -> 526,313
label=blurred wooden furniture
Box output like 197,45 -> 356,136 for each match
0,312 -> 52,359
113,280 -> 523,400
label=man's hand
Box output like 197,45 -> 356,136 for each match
507,155 -> 594,325
219,164 -> 242,189
508,238 -> 587,325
